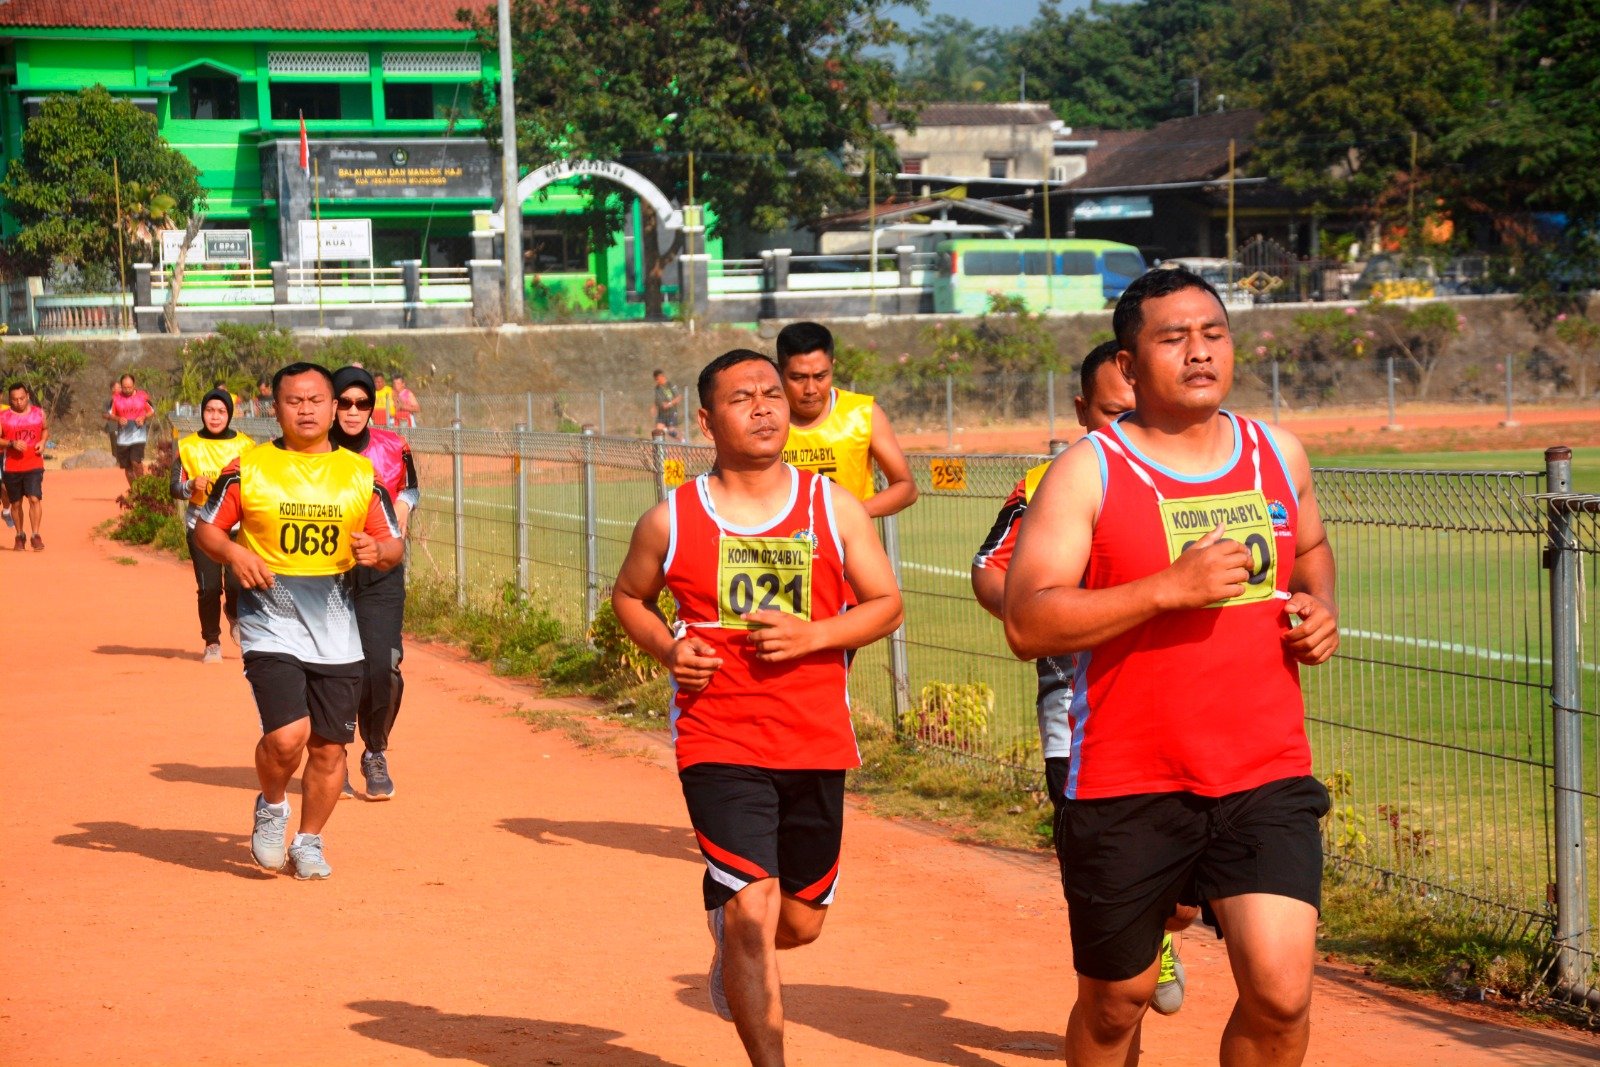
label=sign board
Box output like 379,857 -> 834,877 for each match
930,457 -> 968,493
662,458 -> 687,489
297,218 -> 373,263
261,139 -> 498,202
160,229 -> 254,266
1073,195 -> 1154,222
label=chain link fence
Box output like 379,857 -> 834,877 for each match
175,413 -> 1598,1011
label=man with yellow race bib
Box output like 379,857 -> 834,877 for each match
195,362 -> 404,881
1005,268 -> 1339,1067
171,388 -> 254,663
775,322 -> 917,517
612,350 -> 902,1065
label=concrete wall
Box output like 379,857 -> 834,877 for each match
894,122 -> 1055,181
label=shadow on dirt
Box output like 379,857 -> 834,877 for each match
53,821 -> 274,880
346,1000 -> 683,1066
150,762 -> 298,794
499,818 -> 700,865
93,645 -> 196,660
673,976 -> 1059,1064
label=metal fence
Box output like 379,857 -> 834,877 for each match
180,415 -> 1598,1008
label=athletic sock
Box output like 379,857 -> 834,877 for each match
264,799 -> 290,816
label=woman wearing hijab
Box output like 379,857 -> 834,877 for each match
330,366 -> 420,800
172,388 -> 255,663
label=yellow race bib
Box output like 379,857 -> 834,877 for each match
717,535 -> 813,630
783,389 -> 876,500
236,444 -> 376,577
1157,489 -> 1277,606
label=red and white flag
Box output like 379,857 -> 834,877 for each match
298,112 -> 310,177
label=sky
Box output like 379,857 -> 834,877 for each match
891,0 -> 1092,32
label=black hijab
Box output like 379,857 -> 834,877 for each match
329,366 -> 375,453
197,388 -> 237,440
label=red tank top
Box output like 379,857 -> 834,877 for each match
1065,412 -> 1307,800
359,427 -> 409,499
664,466 -> 857,771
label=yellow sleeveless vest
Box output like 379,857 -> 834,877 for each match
236,443 -> 376,577
783,388 -> 876,501
178,432 -> 255,507
1022,461 -> 1051,504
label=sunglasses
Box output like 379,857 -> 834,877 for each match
336,397 -> 375,412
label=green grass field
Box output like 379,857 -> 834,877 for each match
405,444 -> 1600,947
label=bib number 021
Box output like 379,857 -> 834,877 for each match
727,571 -> 806,617
717,535 -> 814,630
278,521 -> 342,557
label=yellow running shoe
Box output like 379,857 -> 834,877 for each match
1151,933 -> 1185,1015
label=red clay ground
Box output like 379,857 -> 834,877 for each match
3,468 -> 1599,1066
900,403 -> 1600,455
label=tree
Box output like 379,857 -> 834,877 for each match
472,0 -> 914,317
1016,0 -> 1229,128
1255,1 -> 1494,234
899,16 -> 1023,101
0,86 -> 204,280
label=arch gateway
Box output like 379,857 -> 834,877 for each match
495,158 -> 684,234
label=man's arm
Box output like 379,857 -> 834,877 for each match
971,477 -> 1030,620
1003,441 -> 1252,660
1269,427 -> 1339,665
743,483 -> 903,661
193,465 -> 276,589
612,502 -> 724,691
863,402 -> 918,518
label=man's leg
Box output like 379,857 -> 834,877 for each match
256,717 -> 310,804
298,734 -> 347,836
24,493 -> 41,539
1067,959 -> 1157,1067
1209,893 -> 1318,1067
722,878 -> 787,1066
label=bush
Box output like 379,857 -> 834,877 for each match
0,336 -> 88,421
310,335 -> 415,379
110,458 -> 177,546
174,323 -> 300,405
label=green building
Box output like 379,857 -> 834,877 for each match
0,1 -> 709,318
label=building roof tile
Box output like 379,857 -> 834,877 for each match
881,101 -> 1059,128
1067,108 -> 1262,191
0,0 -> 482,31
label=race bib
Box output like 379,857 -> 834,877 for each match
1158,489 -> 1277,606
717,535 -> 813,630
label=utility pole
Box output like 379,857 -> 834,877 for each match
498,0 -> 523,322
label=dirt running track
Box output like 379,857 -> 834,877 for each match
3,468 -> 1597,1066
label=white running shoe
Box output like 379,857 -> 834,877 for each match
250,794 -> 288,871
1151,933 -> 1186,1015
707,906 -> 733,1021
202,643 -> 222,663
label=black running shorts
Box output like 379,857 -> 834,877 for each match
680,763 -> 846,912
1055,774 -> 1330,981
113,442 -> 145,469
2,468 -> 42,500
243,652 -> 361,743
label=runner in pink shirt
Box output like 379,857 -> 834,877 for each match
0,382 -> 47,550
104,374 -> 155,485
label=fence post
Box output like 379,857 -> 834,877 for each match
451,419 -> 467,608
880,510 -> 913,735
1045,368 -> 1056,440
525,391 -> 535,433
1383,355 -> 1402,432
581,428 -> 600,632
1271,360 -> 1281,424
945,374 -> 955,450
1545,446 -> 1591,1000
454,391 -> 463,425
513,423 -> 529,597
598,390 -> 607,435
652,429 -> 669,504
1501,356 -> 1519,428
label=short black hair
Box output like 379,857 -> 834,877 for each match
272,361 -> 335,399
6,381 -> 27,395
1111,267 -> 1226,351
1078,340 -> 1122,399
697,350 -> 776,411
653,368 -> 665,377
119,373 -> 137,385
774,322 -> 834,367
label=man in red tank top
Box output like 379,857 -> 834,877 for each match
613,350 -> 902,1066
1005,267 -> 1339,1067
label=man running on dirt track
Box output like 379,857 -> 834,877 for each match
776,321 -> 918,517
612,349 -> 903,1066
105,373 -> 155,486
194,362 -> 403,881
330,365 -> 421,801
1,382 -> 46,551
1005,267 -> 1340,1067
971,339 -> 1197,1019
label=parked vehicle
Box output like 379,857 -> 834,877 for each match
1349,255 -> 1438,301
1156,257 -> 1255,308
932,238 -> 1146,314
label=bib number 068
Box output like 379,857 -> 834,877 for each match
279,521 -> 342,557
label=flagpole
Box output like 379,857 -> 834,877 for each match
314,156 -> 324,331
